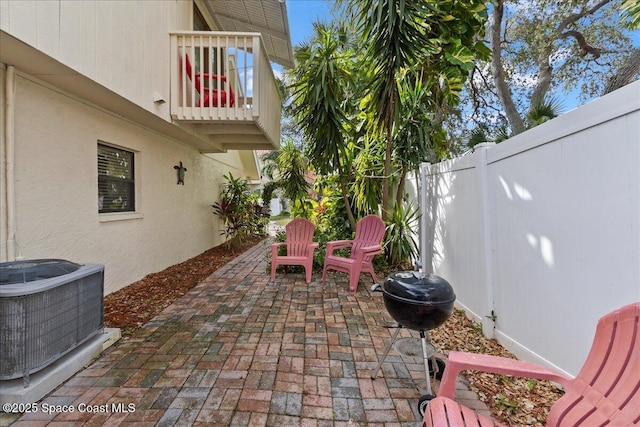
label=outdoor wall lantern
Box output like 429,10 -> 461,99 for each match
174,161 -> 187,185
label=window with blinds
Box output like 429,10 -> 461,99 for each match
98,143 -> 135,213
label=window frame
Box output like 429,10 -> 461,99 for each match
97,142 -> 136,215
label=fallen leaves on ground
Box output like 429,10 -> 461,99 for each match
104,238 -> 562,426
430,309 -> 565,426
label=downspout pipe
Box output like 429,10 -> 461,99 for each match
4,65 -> 16,261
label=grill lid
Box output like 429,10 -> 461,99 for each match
383,271 -> 455,305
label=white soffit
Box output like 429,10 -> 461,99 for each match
202,0 -> 294,68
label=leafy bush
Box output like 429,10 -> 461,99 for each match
212,173 -> 269,247
246,193 -> 271,236
384,203 -> 420,266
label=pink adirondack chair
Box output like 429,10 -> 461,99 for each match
270,218 -> 318,284
423,302 -> 640,427
321,215 -> 386,294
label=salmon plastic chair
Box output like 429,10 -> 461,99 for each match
423,302 -> 640,427
321,215 -> 386,294
184,54 -> 235,107
270,218 -> 318,284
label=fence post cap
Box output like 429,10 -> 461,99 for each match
474,142 -> 496,150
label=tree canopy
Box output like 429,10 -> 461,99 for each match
266,0 -> 639,266
464,0 -> 638,140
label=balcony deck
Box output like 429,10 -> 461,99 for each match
170,32 -> 282,152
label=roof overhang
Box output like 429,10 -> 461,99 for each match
198,0 -> 294,68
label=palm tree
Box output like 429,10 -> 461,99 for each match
343,0 -> 435,220
622,0 -> 640,28
526,97 -> 564,127
259,140 -> 311,216
342,0 -> 488,219
260,150 -> 280,182
393,72 -> 439,207
277,139 -> 311,213
288,22 -> 358,230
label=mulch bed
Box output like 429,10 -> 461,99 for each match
103,235 -> 263,336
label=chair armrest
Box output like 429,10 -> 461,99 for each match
271,242 -> 286,257
437,351 -> 573,399
307,242 -> 319,256
356,244 -> 382,255
326,240 -> 353,256
353,244 -> 382,262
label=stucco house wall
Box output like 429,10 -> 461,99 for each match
0,0 -> 188,120
3,70 -> 246,295
0,0 -> 287,295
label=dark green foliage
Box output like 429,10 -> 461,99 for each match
289,22 -> 353,176
385,203 -> 420,266
212,173 -> 269,247
261,181 -> 279,208
622,0 -> 640,29
277,140 -> 311,207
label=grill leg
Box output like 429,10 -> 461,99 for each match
420,331 -> 433,396
371,326 -> 402,379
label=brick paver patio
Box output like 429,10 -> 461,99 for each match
8,240 -> 489,426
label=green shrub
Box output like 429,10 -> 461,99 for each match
384,203 -> 420,266
212,173 -> 269,247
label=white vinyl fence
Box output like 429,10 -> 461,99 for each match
419,81 -> 640,377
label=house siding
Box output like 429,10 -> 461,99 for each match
4,72 -> 246,295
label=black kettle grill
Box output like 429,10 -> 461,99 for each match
371,271 -> 456,416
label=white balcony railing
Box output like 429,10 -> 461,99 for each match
170,32 -> 281,149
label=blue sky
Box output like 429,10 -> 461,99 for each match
286,0 -> 333,46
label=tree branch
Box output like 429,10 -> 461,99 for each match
558,0 -> 612,32
559,30 -> 602,59
529,0 -> 612,112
